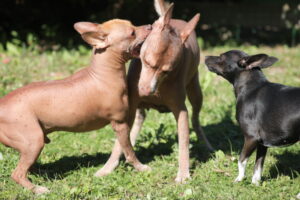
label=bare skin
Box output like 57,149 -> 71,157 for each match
0,19 -> 151,194
96,0 -> 213,183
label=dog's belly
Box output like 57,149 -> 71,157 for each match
261,135 -> 299,147
139,102 -> 170,113
138,96 -> 170,113
43,117 -> 110,133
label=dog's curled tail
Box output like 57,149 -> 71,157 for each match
154,0 -> 171,16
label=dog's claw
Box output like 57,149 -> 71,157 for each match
32,186 -> 50,195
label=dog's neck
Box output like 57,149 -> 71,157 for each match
233,69 -> 268,98
88,47 -> 128,82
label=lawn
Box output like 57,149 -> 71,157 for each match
0,43 -> 299,200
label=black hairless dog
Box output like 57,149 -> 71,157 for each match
205,50 -> 299,189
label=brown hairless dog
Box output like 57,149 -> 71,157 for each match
0,19 -> 151,194
96,1 -> 213,183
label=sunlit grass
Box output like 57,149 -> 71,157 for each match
0,44 -> 299,199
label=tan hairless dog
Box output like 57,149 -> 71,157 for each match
0,19 -> 151,194
96,1 -> 213,183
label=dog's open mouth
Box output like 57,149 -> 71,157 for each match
131,41 -> 144,58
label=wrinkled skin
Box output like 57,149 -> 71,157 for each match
0,19 -> 151,194
97,2 -> 214,183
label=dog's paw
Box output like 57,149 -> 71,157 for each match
234,176 -> 244,183
94,168 -> 112,177
175,172 -> 191,184
32,186 -> 50,195
136,164 -> 151,172
251,177 -> 261,186
296,193 -> 300,199
94,161 -> 119,177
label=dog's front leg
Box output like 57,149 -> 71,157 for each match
172,105 -> 190,183
111,121 -> 150,172
95,109 -> 147,177
252,144 -> 267,185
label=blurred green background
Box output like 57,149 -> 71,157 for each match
1,0 -> 300,50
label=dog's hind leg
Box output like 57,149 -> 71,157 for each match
187,74 -> 214,151
252,144 -> 267,185
95,108 -> 146,177
9,126 -> 48,194
235,136 -> 257,182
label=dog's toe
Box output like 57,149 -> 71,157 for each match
32,186 -> 50,195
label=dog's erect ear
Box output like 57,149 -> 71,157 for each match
239,54 -> 278,70
154,0 -> 169,16
74,22 -> 109,49
81,32 -> 109,49
161,3 -> 174,25
180,13 -> 200,43
74,22 -> 98,34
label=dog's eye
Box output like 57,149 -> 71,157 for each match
169,28 -> 176,36
131,30 -> 135,37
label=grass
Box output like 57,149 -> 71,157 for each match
0,43 -> 299,199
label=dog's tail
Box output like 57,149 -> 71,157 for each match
154,0 -> 171,16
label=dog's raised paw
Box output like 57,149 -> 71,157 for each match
296,193 -> 300,199
32,186 -> 50,195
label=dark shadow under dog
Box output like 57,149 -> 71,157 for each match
31,108 -> 299,181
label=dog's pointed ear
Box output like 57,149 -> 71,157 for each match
74,22 -> 109,49
74,22 -> 98,34
154,0 -> 167,16
162,3 -> 174,25
238,54 -> 278,70
180,13 -> 200,43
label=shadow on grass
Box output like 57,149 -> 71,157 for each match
267,150 -> 300,180
32,152 -> 111,180
191,110 -> 242,163
32,108 -> 299,181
